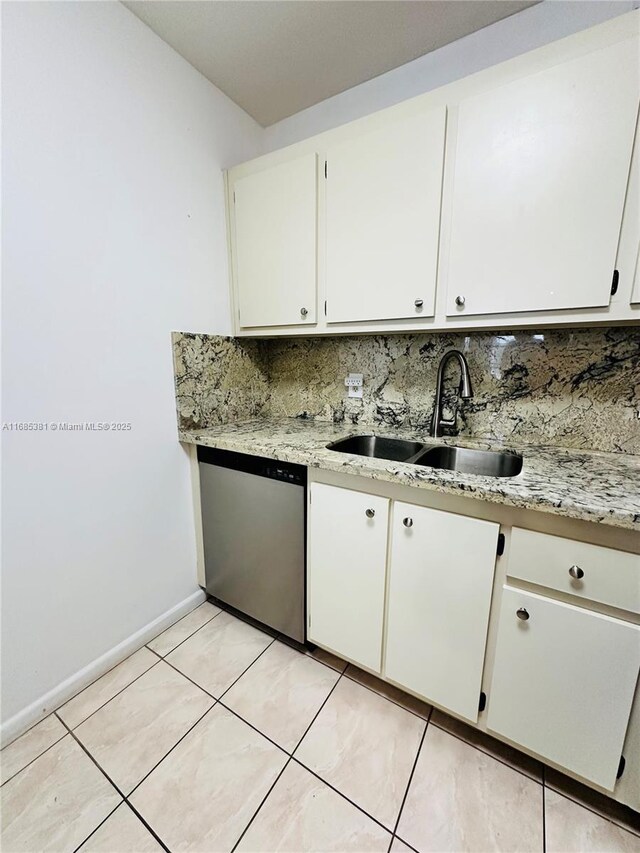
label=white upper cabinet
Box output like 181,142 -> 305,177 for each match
325,108 -> 446,323
384,502 -> 499,722
443,38 -> 640,317
233,154 -> 317,328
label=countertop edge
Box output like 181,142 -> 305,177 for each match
178,428 -> 639,533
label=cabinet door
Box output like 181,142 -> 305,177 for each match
308,483 -> 389,671
325,108 -> 446,323
444,39 -> 639,317
632,244 -> 640,305
488,587 -> 640,790
384,502 -> 499,722
234,154 -> 317,328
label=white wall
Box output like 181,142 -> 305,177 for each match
1,0 -> 262,735
264,0 -> 638,150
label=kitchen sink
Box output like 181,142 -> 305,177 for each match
326,435 -> 425,462
414,445 -> 523,478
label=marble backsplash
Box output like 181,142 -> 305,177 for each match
172,327 -> 640,454
172,332 -> 269,428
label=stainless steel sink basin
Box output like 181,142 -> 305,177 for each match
415,445 -> 523,478
327,435 -> 425,462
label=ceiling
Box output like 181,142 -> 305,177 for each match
123,0 -> 540,126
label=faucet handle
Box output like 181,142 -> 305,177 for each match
439,403 -> 458,431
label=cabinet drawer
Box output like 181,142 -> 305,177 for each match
508,528 -> 640,614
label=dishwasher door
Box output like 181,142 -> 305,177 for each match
199,455 -> 305,643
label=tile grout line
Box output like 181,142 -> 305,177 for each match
230,671 -> 346,853
70,800 -> 123,853
230,756 -> 294,853
543,775 -> 640,839
122,798 -> 172,853
387,708 -> 431,853
62,599 -> 213,727
60,658 -> 162,733
1,638 -> 163,754
125,701 -> 217,800
55,711 -> 125,797
57,703 -> 211,852
10,599 -> 215,753
341,668 -> 432,723
428,718 -> 543,786
146,645 -> 218,700
289,754 -> 398,838
218,701 -> 294,756
0,728 -> 68,788
218,638 -> 279,701
147,604 -> 223,659
13,602 -> 638,846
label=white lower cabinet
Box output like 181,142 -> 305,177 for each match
384,502 -> 500,722
307,483 -> 389,672
487,586 -> 640,790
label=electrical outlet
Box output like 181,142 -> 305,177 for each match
345,373 -> 363,399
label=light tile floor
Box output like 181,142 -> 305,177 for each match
1,600 -> 639,852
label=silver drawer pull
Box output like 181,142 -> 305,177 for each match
403,517 -> 413,528
300,307 -> 308,317
516,607 -> 530,621
414,299 -> 424,309
569,565 -> 584,580
455,295 -> 466,307
365,508 -> 375,518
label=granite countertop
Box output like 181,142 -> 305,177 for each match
179,418 -> 640,531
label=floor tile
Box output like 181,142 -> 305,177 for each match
78,803 -> 162,852
236,760 -> 391,853
1,715 -> 66,785
545,789 -> 639,852
545,767 -> 640,837
295,676 -> 425,830
167,610 -> 273,697
224,640 -> 340,751
74,660 -> 213,794
397,725 -> 543,852
345,664 -> 432,721
0,735 -> 121,852
147,601 -> 221,657
58,647 -> 158,730
390,839 -> 415,853
431,708 -> 543,782
130,704 -> 287,852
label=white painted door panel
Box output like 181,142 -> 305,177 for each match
308,484 -> 389,672
444,39 -> 639,317
326,108 -> 446,323
488,587 -> 640,790
385,502 -> 499,722
234,154 -> 317,328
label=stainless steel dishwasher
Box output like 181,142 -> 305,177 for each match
197,446 -> 306,643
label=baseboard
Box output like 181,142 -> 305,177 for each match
0,588 -> 206,748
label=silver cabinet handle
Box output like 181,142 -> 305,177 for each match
414,299 -> 424,308
455,295 -> 466,307
569,565 -> 584,580
365,508 -> 375,518
403,517 -> 413,528
300,307 -> 308,316
516,607 -> 530,621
